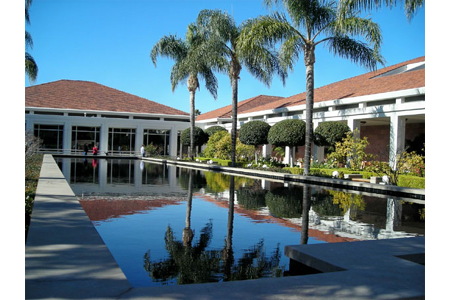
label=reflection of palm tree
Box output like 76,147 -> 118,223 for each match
143,174 -> 284,285
301,187 -> 311,245
183,170 -> 194,246
228,240 -> 283,281
222,175 -> 235,281
144,221 -> 221,284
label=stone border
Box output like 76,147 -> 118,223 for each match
143,157 -> 425,202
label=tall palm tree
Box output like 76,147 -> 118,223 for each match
26,0 -> 38,83
196,9 -> 286,167
240,0 -> 384,175
151,23 -> 221,160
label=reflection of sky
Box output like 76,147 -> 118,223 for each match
91,196 -> 325,287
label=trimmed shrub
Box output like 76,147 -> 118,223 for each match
313,121 -> 350,151
268,119 -> 305,167
180,126 -> 208,147
205,126 -> 227,137
239,120 -> 271,146
268,119 -> 306,147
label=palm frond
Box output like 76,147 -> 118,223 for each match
278,36 -> 304,74
199,67 -> 219,99
150,35 -> 188,67
26,30 -> 33,50
238,13 -> 299,51
339,0 -> 424,20
197,9 -> 238,46
323,35 -> 385,71
26,52 -> 38,83
329,14 -> 383,52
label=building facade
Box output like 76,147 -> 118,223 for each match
26,80 -> 191,157
196,57 -> 425,165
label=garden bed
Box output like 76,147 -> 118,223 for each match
25,154 -> 43,242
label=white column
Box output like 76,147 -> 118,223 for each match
284,146 -> 290,164
169,127 -> 179,158
63,121 -> 72,154
389,115 -> 406,168
262,144 -> 272,158
347,118 -> 361,138
100,125 -> 108,154
135,125 -> 144,155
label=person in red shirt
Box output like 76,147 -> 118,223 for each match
93,144 -> 98,155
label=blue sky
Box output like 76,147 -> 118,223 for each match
25,0 -> 425,115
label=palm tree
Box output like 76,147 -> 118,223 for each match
151,23 -> 221,160
196,9 -> 286,167
240,0 -> 384,175
26,0 -> 38,83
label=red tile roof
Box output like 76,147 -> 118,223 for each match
196,95 -> 284,121
25,80 -> 189,116
197,56 -> 425,120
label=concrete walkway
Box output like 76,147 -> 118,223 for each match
25,155 -> 132,299
26,155 -> 425,299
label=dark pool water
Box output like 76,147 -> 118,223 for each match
56,158 -> 425,287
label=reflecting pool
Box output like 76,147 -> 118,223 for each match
56,158 -> 425,287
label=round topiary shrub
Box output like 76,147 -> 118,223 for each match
205,126 -> 227,137
239,120 -> 271,146
313,121 -> 350,150
268,119 -> 306,147
180,127 -> 208,147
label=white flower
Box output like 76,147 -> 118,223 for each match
332,171 -> 339,178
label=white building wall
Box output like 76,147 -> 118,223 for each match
25,110 -> 190,157
197,87 -> 425,163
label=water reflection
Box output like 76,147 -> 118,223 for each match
56,158 -> 425,287
143,173 -> 284,285
57,158 -> 425,240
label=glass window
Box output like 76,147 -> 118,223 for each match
143,129 -> 171,156
34,124 -> 64,150
72,126 -> 100,152
108,128 -> 136,153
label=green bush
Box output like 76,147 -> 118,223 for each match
203,131 -> 254,162
205,126 -> 227,137
203,131 -> 229,158
239,120 -> 271,146
283,167 -> 425,189
267,119 -> 306,147
25,154 -> 43,241
397,175 -> 425,189
180,126 -> 208,147
313,121 -> 350,151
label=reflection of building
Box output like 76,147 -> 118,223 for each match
26,80 -> 190,156
306,197 -> 424,240
196,57 -> 425,165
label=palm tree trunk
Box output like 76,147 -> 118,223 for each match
188,74 -> 198,161
303,45 -> 315,176
231,76 -> 238,167
189,90 -> 196,161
